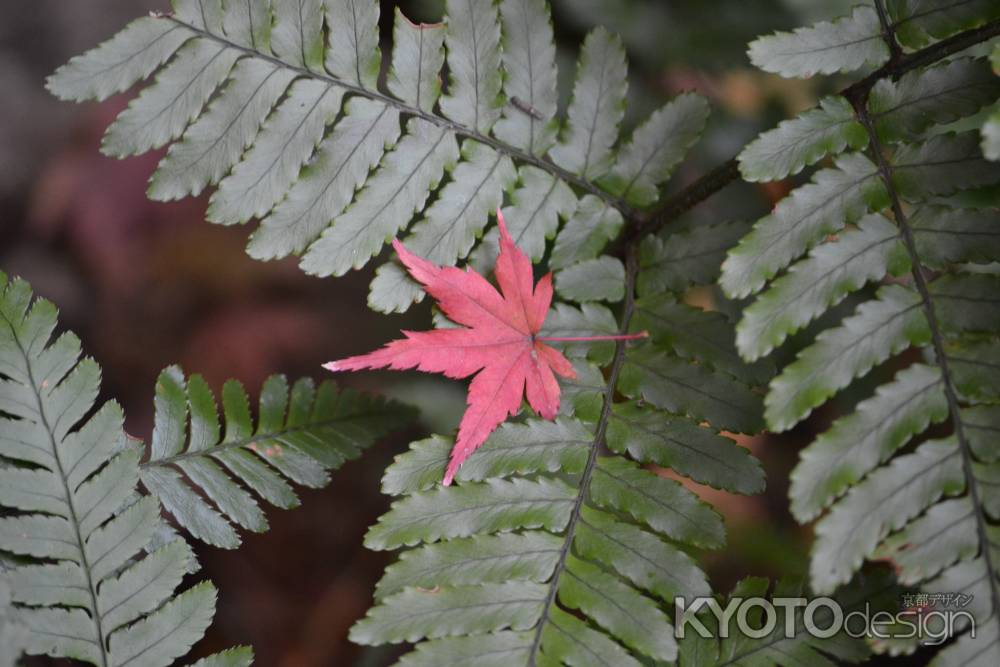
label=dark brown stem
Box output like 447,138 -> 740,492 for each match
621,158 -> 740,245
843,18 -> 1000,107
873,0 -> 904,63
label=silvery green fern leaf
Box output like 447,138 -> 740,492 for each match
0,272 -> 250,666
732,4 -> 1000,661
48,0 -> 711,316
140,365 -> 413,548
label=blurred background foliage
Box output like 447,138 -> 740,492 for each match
0,0 -> 882,664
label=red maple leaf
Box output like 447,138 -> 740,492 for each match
324,210 -> 644,484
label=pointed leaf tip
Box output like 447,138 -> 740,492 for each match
496,207 -> 512,242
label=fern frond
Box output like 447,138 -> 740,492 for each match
48,0 -> 711,315
352,419 -> 719,664
352,188 -> 770,662
140,365 -> 413,548
734,2 -> 1000,660
0,272 -> 248,666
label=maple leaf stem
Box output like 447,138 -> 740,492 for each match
535,331 -> 648,343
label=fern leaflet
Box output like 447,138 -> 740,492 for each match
0,273 -> 252,666
140,366 -> 413,548
733,2 -> 1000,661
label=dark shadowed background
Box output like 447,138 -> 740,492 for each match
3,1 -> 926,665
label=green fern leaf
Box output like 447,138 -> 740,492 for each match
747,5 -> 889,78
48,0 -> 721,321
601,92 -> 709,206
577,504 -> 711,599
811,438 -> 964,592
893,131 -> 1000,199
789,363 -> 948,522
387,8 -> 445,112
931,273 -> 1000,334
540,302 -> 619,365
912,205 -> 1000,267
140,366 -> 411,548
392,631 -> 535,666
554,255 -> 625,302
766,284 -> 929,431
324,0 -> 381,88
889,0 -> 1000,47
247,98 -> 402,260
353,415 -> 741,663
720,154 -> 887,300
741,57 -> 1000,182
46,17 -> 193,102
207,79 -> 344,225
591,456 -> 724,548
632,294 -> 774,385
559,554 -> 677,662
374,531 -> 563,600
982,46 -> 1000,161
475,166 -> 579,267
549,195 -> 623,270
188,646 -> 254,667
620,344 -> 765,434
736,6 -> 1000,658
870,57 -> 1000,142
494,0 -> 558,154
739,96 -> 867,182
366,477 -> 577,551
639,220 -> 749,297
947,338 -> 1000,401
0,273 -> 234,666
103,38 -> 242,157
984,109 -> 1000,160
352,581 -> 548,644
271,0 -> 324,70
607,401 -> 765,494
370,140 -> 517,312
736,214 -> 911,361
382,419 -> 591,495
301,118 -> 458,276
549,27 -> 627,179
875,497 -> 978,584
439,0 -> 503,133
148,59 -> 296,201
